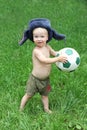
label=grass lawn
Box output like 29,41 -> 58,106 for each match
0,0 -> 87,129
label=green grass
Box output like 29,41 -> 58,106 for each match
0,0 -> 87,130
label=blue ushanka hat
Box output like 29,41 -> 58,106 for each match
19,18 -> 66,45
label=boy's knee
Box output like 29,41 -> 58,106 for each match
25,93 -> 32,99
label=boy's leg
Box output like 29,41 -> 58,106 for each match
20,93 -> 32,111
41,95 -> 52,113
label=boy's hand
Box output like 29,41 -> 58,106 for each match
57,55 -> 68,63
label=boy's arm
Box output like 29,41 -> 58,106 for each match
47,45 -> 58,56
33,49 -> 67,64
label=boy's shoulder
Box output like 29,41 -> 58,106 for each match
33,46 -> 39,52
33,47 -> 40,55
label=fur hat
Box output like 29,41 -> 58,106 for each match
19,18 -> 66,45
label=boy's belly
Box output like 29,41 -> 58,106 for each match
32,65 -> 51,80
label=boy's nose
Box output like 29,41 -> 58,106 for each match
38,37 -> 42,41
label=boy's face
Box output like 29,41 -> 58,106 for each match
33,28 -> 48,47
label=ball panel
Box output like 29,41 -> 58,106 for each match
63,61 -> 71,68
76,57 -> 80,65
65,49 -> 73,55
56,53 -> 60,57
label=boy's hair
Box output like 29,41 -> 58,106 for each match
33,27 -> 48,35
19,18 -> 66,45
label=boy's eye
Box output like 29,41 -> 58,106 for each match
41,36 -> 44,38
34,35 -> 45,38
34,36 -> 38,38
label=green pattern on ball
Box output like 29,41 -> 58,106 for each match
56,53 -> 60,57
76,57 -> 80,65
65,49 -> 73,55
63,61 -> 71,68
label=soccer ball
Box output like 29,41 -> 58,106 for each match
56,47 -> 80,72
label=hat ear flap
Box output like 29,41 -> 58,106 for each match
19,30 -> 30,45
52,29 -> 66,40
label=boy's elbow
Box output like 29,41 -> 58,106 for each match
41,59 -> 50,64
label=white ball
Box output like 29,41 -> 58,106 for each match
56,47 -> 80,72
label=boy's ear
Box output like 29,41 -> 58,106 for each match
19,30 -> 30,45
52,29 -> 66,40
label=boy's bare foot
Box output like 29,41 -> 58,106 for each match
44,109 -> 52,114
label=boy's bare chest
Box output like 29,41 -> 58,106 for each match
41,47 -> 50,57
